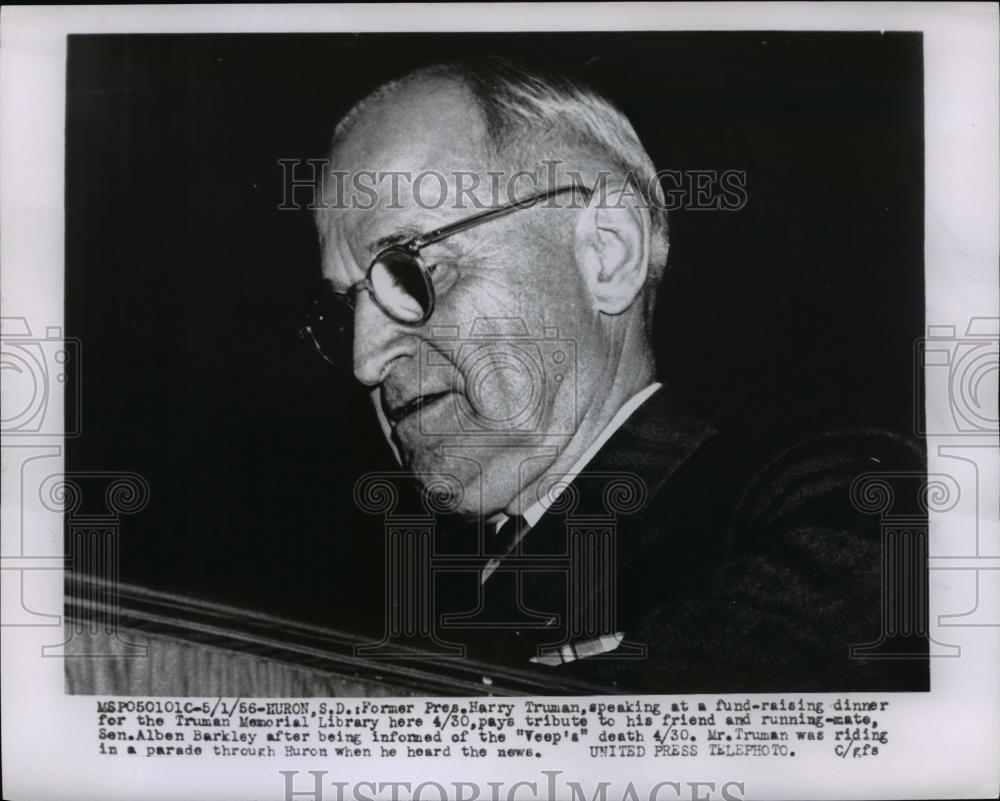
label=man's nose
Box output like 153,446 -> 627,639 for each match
352,291 -> 415,386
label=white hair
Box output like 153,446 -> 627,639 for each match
331,57 -> 670,291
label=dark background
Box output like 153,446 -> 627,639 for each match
66,33 -> 924,631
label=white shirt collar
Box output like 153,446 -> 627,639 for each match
489,382 -> 662,534
520,382 -> 662,526
481,382 -> 661,583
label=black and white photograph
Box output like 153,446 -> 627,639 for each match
58,27 -> 934,697
1,4 -> 997,801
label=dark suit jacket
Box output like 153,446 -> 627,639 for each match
436,389 -> 929,693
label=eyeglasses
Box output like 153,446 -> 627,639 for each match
299,184 -> 587,366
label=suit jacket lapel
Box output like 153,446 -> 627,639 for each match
513,390 -> 717,640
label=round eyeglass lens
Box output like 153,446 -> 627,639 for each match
306,296 -> 354,364
369,249 -> 432,323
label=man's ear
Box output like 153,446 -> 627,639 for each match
573,187 -> 651,315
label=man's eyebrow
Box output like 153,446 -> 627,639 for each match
366,229 -> 420,254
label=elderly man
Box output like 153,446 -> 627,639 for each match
305,59 -> 927,692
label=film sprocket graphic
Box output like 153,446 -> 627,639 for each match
418,318 -> 578,436
916,317 -> 999,436
0,317 -> 81,437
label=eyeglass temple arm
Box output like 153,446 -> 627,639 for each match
411,184 -> 590,249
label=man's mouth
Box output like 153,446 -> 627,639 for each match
384,391 -> 452,426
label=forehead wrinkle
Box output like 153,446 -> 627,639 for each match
328,79 -> 496,213
358,198 -> 500,258
333,77 -> 489,164
357,206 -> 461,255
320,78 -> 517,292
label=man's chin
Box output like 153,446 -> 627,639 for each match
390,430 -> 493,514
393,431 -> 558,520
397,448 -> 478,517
395,435 -> 449,476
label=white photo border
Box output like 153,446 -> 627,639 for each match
2,4 -> 998,801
